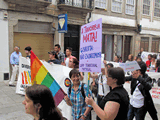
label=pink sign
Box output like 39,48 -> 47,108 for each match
79,18 -> 102,72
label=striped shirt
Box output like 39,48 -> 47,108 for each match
68,82 -> 92,120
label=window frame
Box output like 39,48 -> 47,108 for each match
95,0 -> 108,9
125,0 -> 135,15
111,0 -> 123,13
142,0 -> 151,15
154,0 -> 160,17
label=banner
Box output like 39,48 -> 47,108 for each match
141,51 -> 160,62
16,56 -> 31,94
79,18 -> 102,72
147,72 -> 160,104
16,57 -> 72,119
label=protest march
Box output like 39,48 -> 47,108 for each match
7,19 -> 159,120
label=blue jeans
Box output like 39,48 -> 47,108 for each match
127,104 -> 147,120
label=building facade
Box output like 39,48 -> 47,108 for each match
1,0 -> 160,81
139,0 -> 160,54
0,0 -> 56,81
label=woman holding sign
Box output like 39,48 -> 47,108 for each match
85,63 -> 129,120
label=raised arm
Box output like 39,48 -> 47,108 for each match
103,60 -> 108,78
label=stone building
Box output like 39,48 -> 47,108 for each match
0,0 -> 56,81
139,0 -> 160,54
0,0 -> 160,81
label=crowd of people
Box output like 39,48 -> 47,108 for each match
113,48 -> 160,73
9,45 -> 159,120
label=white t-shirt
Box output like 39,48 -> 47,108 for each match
65,58 -> 69,67
130,82 -> 144,108
150,62 -> 156,72
98,74 -> 110,96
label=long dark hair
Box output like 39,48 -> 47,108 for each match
26,84 -> 63,120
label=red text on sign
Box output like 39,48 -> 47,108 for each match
83,31 -> 97,43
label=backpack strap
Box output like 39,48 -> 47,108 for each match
69,83 -> 86,99
68,85 -> 71,96
81,83 -> 86,99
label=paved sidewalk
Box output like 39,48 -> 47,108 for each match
0,81 -> 33,120
0,81 -> 159,120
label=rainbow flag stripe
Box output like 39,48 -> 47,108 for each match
30,50 -> 65,106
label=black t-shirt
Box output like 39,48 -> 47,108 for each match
48,59 -> 61,64
97,86 -> 129,120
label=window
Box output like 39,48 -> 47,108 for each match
140,37 -> 149,52
154,0 -> 160,17
126,0 -> 135,15
111,0 -> 122,13
143,0 -> 150,15
95,0 -> 107,9
152,39 -> 159,52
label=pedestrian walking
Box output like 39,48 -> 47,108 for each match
90,62 -> 113,107
114,55 -> 120,63
156,59 -> 160,72
150,54 -> 157,72
48,51 -> 61,64
9,46 -> 22,86
126,54 -> 134,63
24,46 -> 31,59
54,44 -> 65,64
22,84 -> 63,120
126,61 -> 158,120
65,47 -> 74,67
137,48 -> 144,57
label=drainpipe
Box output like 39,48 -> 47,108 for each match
87,12 -> 91,23
87,0 -> 92,23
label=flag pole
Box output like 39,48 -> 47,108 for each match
87,72 -> 90,97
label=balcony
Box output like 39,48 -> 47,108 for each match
4,0 -> 52,8
4,0 -> 52,13
57,0 -> 93,13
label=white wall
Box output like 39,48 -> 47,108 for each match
140,18 -> 160,36
0,11 -> 9,81
0,1 -> 8,9
52,0 -> 57,5
92,13 -> 136,27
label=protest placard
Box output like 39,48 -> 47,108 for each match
79,18 -> 102,72
122,61 -> 141,72
147,72 -> 160,104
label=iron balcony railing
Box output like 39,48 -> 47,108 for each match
58,0 -> 93,9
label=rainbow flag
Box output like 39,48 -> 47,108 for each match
30,50 -> 65,106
